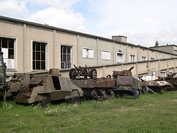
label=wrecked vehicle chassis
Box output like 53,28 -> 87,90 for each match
71,76 -> 141,100
113,76 -> 142,99
71,78 -> 115,100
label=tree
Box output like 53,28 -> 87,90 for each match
155,40 -> 159,47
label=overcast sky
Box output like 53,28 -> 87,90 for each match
0,0 -> 177,47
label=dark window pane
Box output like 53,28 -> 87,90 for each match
61,54 -> 63,61
33,61 -> 35,69
67,55 -> 70,61
8,49 -> 14,59
9,39 -> 14,48
36,61 -> 40,69
36,43 -> 40,51
2,38 -> 7,48
63,55 -> 66,61
41,52 -> 45,60
36,52 -> 40,60
41,62 -> 45,69
61,62 -> 64,69
33,52 -> 35,60
33,43 -> 35,50
41,44 -> 45,51
67,47 -> 70,53
63,46 -> 66,53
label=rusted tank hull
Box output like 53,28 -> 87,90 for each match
141,80 -> 174,93
71,78 -> 116,99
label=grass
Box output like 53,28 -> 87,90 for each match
1,92 -> 177,133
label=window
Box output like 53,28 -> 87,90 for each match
130,55 -> 135,62
160,71 -> 166,77
61,45 -> 72,69
0,37 -> 15,69
117,53 -> 123,63
142,56 -> 146,61
174,50 -> 177,54
33,41 -> 46,70
102,51 -> 110,60
83,48 -> 94,58
152,71 -> 156,76
151,58 -> 154,60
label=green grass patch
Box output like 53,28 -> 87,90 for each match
1,92 -> 177,133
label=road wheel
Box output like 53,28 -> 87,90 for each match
91,89 -> 98,99
90,68 -> 97,79
107,75 -> 111,78
71,96 -> 81,105
41,97 -> 51,107
134,90 -> 140,99
69,68 -> 77,80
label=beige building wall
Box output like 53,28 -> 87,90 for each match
137,62 -> 148,74
138,47 -> 148,61
25,25 -> 54,72
78,36 -> 97,66
113,43 -> 126,64
0,19 -> 24,72
126,45 -> 138,62
0,16 -> 177,77
156,52 -> 164,59
97,39 -> 113,65
148,50 -> 157,60
56,31 -> 78,68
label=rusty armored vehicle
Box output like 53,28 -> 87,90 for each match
72,77 -> 115,100
69,65 -> 97,79
71,66 -> 141,100
112,67 -> 142,99
112,66 -> 134,78
6,71 -> 48,99
16,68 -> 83,107
164,73 -> 177,90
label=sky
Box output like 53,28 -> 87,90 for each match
0,0 -> 177,47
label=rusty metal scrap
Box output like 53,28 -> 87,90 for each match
112,66 -> 134,78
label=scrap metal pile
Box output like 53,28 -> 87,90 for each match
70,65 -> 141,100
140,75 -> 175,93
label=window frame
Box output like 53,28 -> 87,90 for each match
142,56 -> 146,61
117,52 -> 123,63
0,37 -> 15,69
60,45 -> 73,69
130,54 -> 135,62
82,47 -> 94,59
101,50 -> 111,61
32,41 -> 47,70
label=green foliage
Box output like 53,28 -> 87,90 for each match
155,40 -> 159,47
1,92 -> 177,132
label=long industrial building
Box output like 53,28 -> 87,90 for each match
0,15 -> 177,77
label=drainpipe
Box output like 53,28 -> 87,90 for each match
53,30 -> 56,67
23,24 -> 26,72
77,35 -> 80,66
